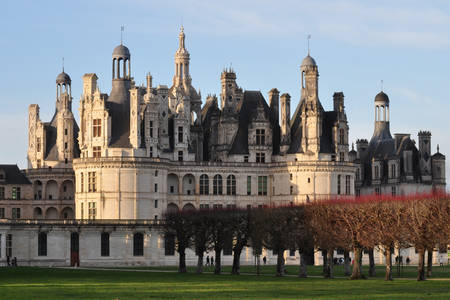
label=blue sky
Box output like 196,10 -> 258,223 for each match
1,0 -> 449,186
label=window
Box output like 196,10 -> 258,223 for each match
213,175 -> 223,195
0,208 -> 4,218
165,234 -> 175,256
199,204 -> 209,210
200,174 -> 209,195
226,175 -> 236,195
6,234 -> 12,257
247,176 -> 251,195
178,126 -> 183,143
155,170 -> 158,177
375,187 -> 381,195
256,129 -> 265,145
63,185 -> 67,192
345,175 -> 351,195
340,152 -> 345,162
81,202 -> 84,220
101,233 -> 110,256
37,159 -> 41,168
88,202 -> 96,220
154,199 -> 158,208
356,168 -> 360,181
178,151 -> 183,162
290,186 -> 293,195
12,208 -> 20,219
154,183 -> 158,193
38,232 -> 47,256
374,165 -> 379,179
223,235 -> 233,255
88,172 -> 97,192
337,175 -> 341,195
290,173 -> 293,180
391,186 -> 396,196
150,121 -> 154,138
258,176 -> 268,196
93,119 -> 102,137
308,177 -> 311,183
93,146 -> 101,158
133,233 -> 144,256
244,156 -> 249,163
80,173 -> 84,192
0,187 -> 4,200
339,128 -> 345,144
37,138 -> 41,152
12,187 -> 21,200
213,204 -> 223,209
390,164 -> 396,178
356,189 -> 360,197
64,142 -> 68,150
256,152 -> 265,163
170,186 -> 174,194
65,128 -> 68,135
150,147 -> 153,158
290,249 -> 296,257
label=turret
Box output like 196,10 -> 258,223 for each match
220,68 -> 238,112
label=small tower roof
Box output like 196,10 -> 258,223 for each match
374,91 -> 389,103
301,55 -> 317,67
56,71 -> 71,85
113,44 -> 130,58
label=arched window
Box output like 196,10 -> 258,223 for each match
133,233 -> 144,256
38,232 -> 47,256
101,232 -> 110,257
339,129 -> 345,144
200,174 -> 209,195
213,175 -> 223,195
227,175 -> 236,195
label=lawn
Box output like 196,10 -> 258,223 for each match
0,267 -> 448,299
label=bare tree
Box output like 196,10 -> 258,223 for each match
189,209 -> 213,274
230,209 -> 250,275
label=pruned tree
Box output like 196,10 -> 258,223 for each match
209,208 -> 233,275
248,207 -> 267,275
230,209 -> 250,275
292,204 -> 314,278
189,209 -> 213,274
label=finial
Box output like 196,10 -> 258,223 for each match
352,142 -> 354,151
307,34 -> 311,55
381,79 -> 383,92
121,25 -> 124,45
62,57 -> 64,72
437,144 -> 440,153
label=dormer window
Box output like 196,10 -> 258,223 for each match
374,165 -> 380,179
339,128 -> 345,144
256,129 -> 265,145
93,119 -> 102,137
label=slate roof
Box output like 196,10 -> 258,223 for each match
0,165 -> 31,185
44,110 -> 80,161
107,80 -> 132,148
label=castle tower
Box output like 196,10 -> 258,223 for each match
173,26 -> 191,87
370,91 -> 392,142
418,131 -> 432,181
280,93 -> 291,153
220,69 -> 238,112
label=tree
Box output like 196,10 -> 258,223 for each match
189,209 -> 213,274
163,209 -> 193,273
292,204 -> 314,278
209,208 -> 233,275
248,208 -> 267,275
230,209 -> 250,275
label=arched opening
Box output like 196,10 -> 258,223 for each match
45,207 -> 58,219
199,174 -> 209,195
191,111 -> 198,125
60,180 -> 74,200
33,207 -> 43,219
182,174 -> 195,195
61,207 -> 74,219
45,180 -> 58,200
182,203 -> 195,211
167,173 -> 179,194
167,203 -> 179,213
33,180 -> 43,200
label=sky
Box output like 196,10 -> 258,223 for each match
1,0 -> 449,188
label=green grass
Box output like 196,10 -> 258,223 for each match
0,267 -> 448,299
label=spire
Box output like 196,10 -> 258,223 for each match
179,26 -> 185,50
62,57 -> 64,73
437,144 -> 440,153
121,25 -> 124,45
307,34 -> 311,55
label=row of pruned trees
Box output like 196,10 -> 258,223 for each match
163,193 -> 449,281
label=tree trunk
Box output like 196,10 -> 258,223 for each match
214,248 -> 222,275
368,248 -> 376,277
350,246 -> 365,280
298,251 -> 308,278
178,248 -> 187,273
276,248 -> 285,276
196,252 -> 204,274
322,249 -> 328,276
384,247 -> 393,281
427,247 -> 433,277
325,248 -> 334,278
256,254 -> 261,276
344,251 -> 351,276
417,248 -> 426,281
231,246 -> 243,275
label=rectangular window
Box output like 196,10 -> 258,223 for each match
258,176 -> 267,196
391,186 -> 396,196
154,199 -> 158,208
64,142 -> 68,150
133,233 -> 144,256
374,165 -> 379,179
178,126 -> 183,143
88,202 -> 96,220
178,151 -> 183,162
93,119 -> 102,137
244,156 -> 249,162
0,208 -> 4,218
256,152 -> 265,163
150,147 -> 153,158
170,186 -> 174,194
391,164 -> 396,178
6,234 -> 12,257
81,202 -> 84,220
256,129 -> 265,145
0,187 -> 4,200
247,176 -> 251,195
375,187 -> 381,195
290,186 -> 293,195
154,183 -> 158,193
340,152 -> 345,162
337,175 -> 341,195
345,175 -> 351,195
290,173 -> 293,180
38,232 -> 47,256
65,128 -> 68,135
12,187 -> 21,200
88,172 -> 97,192
80,173 -> 84,192
101,233 -> 110,257
150,121 -> 154,138
213,204 -> 223,209
164,234 -> 175,256
199,204 -> 210,210
37,159 -> 41,168
36,137 -> 41,152
12,208 -> 20,219
93,146 -> 101,158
